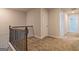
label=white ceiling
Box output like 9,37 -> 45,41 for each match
62,8 -> 79,13
11,8 -> 79,14
61,8 -> 79,14
11,8 -> 33,12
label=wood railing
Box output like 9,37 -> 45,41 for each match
9,25 -> 32,51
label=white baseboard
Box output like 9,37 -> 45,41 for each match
48,35 -> 63,39
8,42 -> 16,51
29,35 -> 64,39
34,35 -> 62,39
34,35 -> 42,39
34,35 -> 47,39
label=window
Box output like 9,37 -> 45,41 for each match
69,15 -> 78,32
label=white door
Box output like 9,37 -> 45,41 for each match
41,9 -> 48,38
60,12 -> 65,36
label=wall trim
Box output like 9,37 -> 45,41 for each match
28,35 -> 64,39
34,35 -> 49,39
34,35 -> 42,39
34,35 -> 63,39
48,34 -> 63,39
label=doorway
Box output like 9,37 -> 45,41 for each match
68,14 -> 78,33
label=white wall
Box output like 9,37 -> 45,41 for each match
41,9 -> 48,38
26,9 -> 41,38
26,8 -> 49,39
64,13 -> 69,34
48,9 -> 60,37
0,9 -> 26,48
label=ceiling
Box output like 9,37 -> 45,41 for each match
10,8 -> 79,13
10,8 -> 33,12
62,8 -> 79,14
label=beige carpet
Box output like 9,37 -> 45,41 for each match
27,37 -> 79,51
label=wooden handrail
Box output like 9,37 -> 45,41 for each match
9,25 -> 29,51
9,25 -> 33,28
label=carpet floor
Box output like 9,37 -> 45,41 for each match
27,37 -> 79,51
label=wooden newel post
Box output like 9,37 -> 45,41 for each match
9,25 -> 11,42
25,26 -> 28,51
